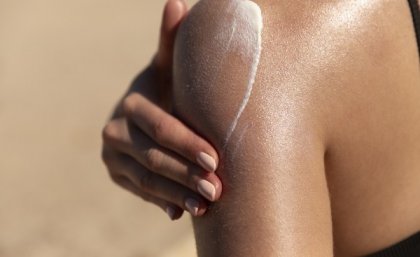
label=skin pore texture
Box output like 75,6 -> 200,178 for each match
173,0 -> 420,256
174,0 -> 263,150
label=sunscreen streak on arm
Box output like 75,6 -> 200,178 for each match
208,1 -> 238,91
173,0 -> 263,152
222,0 -> 263,148
224,19 -> 237,53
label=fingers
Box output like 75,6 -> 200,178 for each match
102,117 -> 222,202
103,147 -> 208,217
154,0 -> 188,72
122,93 -> 219,173
112,174 -> 184,220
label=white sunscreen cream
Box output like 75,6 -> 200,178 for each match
222,0 -> 263,147
173,0 -> 263,150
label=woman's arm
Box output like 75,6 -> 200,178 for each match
172,0 -> 334,256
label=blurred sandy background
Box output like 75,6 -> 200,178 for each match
0,0 -> 199,256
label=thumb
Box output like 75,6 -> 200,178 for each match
154,0 -> 188,72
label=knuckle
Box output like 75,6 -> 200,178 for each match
145,148 -> 163,171
102,121 -> 119,143
109,174 -> 121,185
152,117 -> 170,144
138,171 -> 154,191
109,173 -> 129,189
101,148 -> 114,166
121,93 -> 138,117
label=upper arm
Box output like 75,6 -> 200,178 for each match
172,0 -> 333,256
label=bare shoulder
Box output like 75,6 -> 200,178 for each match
175,0 -> 420,144
174,0 -> 420,256
254,0 -> 420,256
255,0 -> 420,110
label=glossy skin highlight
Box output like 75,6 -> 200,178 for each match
173,0 -> 420,256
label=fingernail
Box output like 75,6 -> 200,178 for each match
166,206 -> 176,220
197,152 -> 217,172
185,198 -> 200,216
197,180 -> 216,201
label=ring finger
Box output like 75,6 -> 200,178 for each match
102,118 -> 222,202
106,148 -> 208,216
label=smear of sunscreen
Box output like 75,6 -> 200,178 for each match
222,0 -> 263,148
173,0 -> 263,150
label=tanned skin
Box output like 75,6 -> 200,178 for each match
172,0 -> 420,256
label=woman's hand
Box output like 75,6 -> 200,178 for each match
101,0 -> 222,220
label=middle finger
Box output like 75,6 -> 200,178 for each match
103,118 -> 222,202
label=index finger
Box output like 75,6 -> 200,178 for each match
154,0 -> 188,72
123,93 -> 219,173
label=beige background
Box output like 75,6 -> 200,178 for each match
0,0 -> 198,256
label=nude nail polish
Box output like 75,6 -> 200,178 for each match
196,152 -> 217,172
197,179 -> 216,201
185,198 -> 200,216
